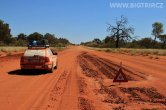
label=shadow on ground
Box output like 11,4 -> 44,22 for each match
8,69 -> 48,75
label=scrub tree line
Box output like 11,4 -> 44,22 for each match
0,19 -> 70,47
81,16 -> 166,49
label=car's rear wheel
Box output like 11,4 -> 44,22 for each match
21,69 -> 26,73
54,61 -> 58,69
48,64 -> 54,73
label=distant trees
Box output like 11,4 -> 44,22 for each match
15,33 -> 27,46
159,34 -> 166,48
107,16 -> 134,48
103,36 -> 116,48
25,32 -> 70,47
152,22 -> 164,48
58,38 -> 70,44
0,20 -> 11,45
27,32 -> 43,41
17,33 -> 27,40
137,38 -> 153,48
44,33 -> 58,44
0,19 -> 70,47
1,18 -> 165,49
92,38 -> 102,45
80,38 -> 102,47
81,16 -> 166,49
81,37 -> 164,49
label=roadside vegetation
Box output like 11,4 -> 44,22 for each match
0,46 -> 66,57
0,47 -> 26,53
0,19 -> 71,47
0,46 -> 66,53
0,47 -> 26,56
81,16 -> 166,49
86,47 -> 166,56
51,46 -> 68,52
0,19 -> 70,57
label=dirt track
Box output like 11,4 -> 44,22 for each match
0,46 -> 166,110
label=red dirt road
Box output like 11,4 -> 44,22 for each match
0,46 -> 166,110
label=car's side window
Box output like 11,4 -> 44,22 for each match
48,49 -> 53,55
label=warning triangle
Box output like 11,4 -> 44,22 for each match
113,68 -> 128,82
117,73 -> 125,80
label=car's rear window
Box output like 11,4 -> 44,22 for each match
24,49 -> 46,56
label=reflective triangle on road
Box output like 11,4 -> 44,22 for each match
113,68 -> 128,82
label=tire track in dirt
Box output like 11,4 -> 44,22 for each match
16,75 -> 54,110
99,85 -> 166,108
97,57 -> 148,80
120,87 -> 166,106
77,52 -> 166,109
78,77 -> 87,95
78,52 -> 147,81
99,85 -> 126,104
45,71 -> 70,110
0,46 -> 165,110
78,77 -> 94,110
78,97 -> 94,110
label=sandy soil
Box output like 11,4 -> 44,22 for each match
0,51 -> 25,57
0,46 -> 166,110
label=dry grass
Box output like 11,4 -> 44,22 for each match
0,46 -> 66,57
87,47 -> 166,56
0,47 -> 26,53
51,47 -> 67,52
0,47 -> 26,57
0,46 -> 67,52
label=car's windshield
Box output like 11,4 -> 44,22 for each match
24,49 -> 46,56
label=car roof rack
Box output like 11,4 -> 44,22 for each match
28,40 -> 49,49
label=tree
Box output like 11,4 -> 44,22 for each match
44,33 -> 59,45
159,34 -> 166,48
152,22 -> 163,48
58,38 -> 70,44
137,38 -> 153,48
107,16 -> 134,48
92,38 -> 102,44
27,32 -> 43,42
0,19 -> 11,44
17,33 -> 27,40
103,36 -> 116,48
104,36 -> 111,43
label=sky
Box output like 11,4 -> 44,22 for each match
0,0 -> 166,44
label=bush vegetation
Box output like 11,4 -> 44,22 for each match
86,47 -> 166,56
0,20 -> 71,47
81,16 -> 166,49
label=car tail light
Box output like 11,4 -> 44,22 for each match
21,56 -> 24,63
21,56 -> 27,64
